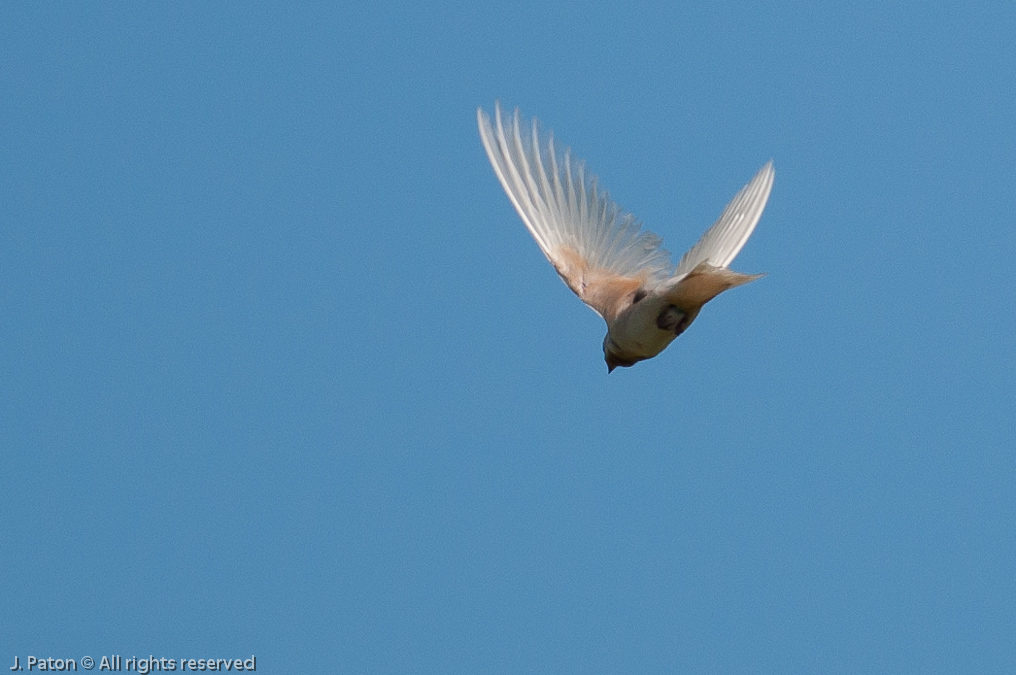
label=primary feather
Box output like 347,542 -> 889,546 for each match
671,160 -> 774,279
477,104 -> 673,290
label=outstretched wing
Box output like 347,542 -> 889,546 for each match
672,161 -> 774,279
478,103 -> 673,321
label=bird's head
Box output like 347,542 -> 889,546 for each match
603,337 -> 639,373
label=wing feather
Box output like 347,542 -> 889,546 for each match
478,103 -> 672,319
672,161 -> 774,278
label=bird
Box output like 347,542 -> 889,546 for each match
477,103 -> 774,372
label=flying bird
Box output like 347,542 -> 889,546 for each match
477,103 -> 774,372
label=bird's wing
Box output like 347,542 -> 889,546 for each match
670,161 -> 774,279
478,103 -> 673,321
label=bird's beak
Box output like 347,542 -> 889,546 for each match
607,363 -> 616,374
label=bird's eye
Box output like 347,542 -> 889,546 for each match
632,289 -> 647,305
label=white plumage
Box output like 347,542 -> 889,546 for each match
478,103 -> 774,371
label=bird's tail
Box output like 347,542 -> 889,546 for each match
663,262 -> 763,311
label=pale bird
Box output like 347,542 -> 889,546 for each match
477,103 -> 775,372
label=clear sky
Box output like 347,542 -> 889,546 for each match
2,2 -> 1014,673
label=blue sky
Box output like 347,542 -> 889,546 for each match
2,2 -> 1014,673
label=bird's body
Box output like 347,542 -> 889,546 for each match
477,103 -> 774,372
608,292 -> 681,365
599,262 -> 761,371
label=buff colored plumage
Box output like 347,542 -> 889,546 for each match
478,103 -> 774,371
